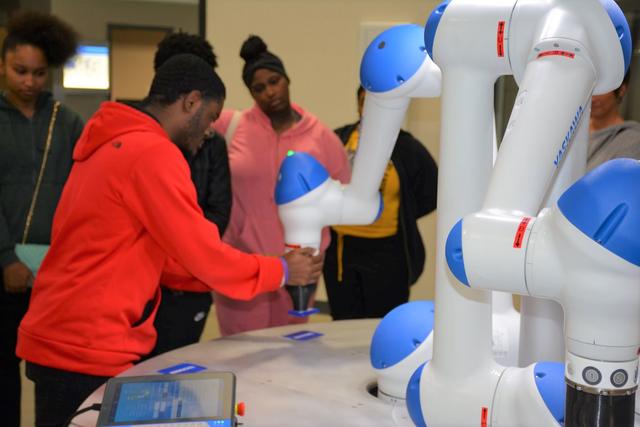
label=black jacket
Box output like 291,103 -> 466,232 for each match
184,131 -> 231,235
335,123 -> 438,284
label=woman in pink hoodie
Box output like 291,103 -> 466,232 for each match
213,35 -> 350,336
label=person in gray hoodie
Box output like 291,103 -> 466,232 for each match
0,10 -> 83,427
587,70 -> 640,171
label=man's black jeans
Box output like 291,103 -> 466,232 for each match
26,362 -> 108,427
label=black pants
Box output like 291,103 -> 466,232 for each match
0,285 -> 31,427
323,232 -> 409,320
25,362 -> 109,427
149,287 -> 213,357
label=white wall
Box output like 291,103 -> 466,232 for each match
50,0 -> 198,119
207,0 -> 442,301
52,0 -> 198,43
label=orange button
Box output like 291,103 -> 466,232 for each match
236,402 -> 246,416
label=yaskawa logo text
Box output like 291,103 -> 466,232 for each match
554,105 -> 583,167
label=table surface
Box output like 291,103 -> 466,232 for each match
72,318 -> 640,427
72,319 -> 414,427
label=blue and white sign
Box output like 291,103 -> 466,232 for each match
157,363 -> 207,375
283,330 -> 324,341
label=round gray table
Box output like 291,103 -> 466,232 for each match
72,319 -> 414,426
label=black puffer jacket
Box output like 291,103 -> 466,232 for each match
184,131 -> 232,235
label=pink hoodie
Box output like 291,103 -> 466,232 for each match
213,103 -> 350,334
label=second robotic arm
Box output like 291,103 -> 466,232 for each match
444,1 -> 639,422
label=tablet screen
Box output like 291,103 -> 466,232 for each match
97,372 -> 235,426
112,378 -> 222,422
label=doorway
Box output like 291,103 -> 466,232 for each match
108,25 -> 171,103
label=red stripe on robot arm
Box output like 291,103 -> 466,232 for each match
497,21 -> 505,57
513,217 -> 532,249
537,50 -> 575,59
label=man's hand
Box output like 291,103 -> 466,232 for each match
3,261 -> 33,293
283,248 -> 324,285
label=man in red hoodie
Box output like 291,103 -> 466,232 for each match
16,53 -> 322,427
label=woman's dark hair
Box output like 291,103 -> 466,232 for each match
1,10 -> 78,67
240,35 -> 288,87
154,31 -> 217,71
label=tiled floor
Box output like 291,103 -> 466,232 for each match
19,306 -> 331,426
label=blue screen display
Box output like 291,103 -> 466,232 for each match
110,379 -> 223,423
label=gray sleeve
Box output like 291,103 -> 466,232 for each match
587,124 -> 640,171
606,128 -> 640,161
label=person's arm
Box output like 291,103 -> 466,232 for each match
202,134 -> 231,234
0,209 -> 32,293
0,207 -> 18,270
160,256 -> 212,293
123,143 -> 280,300
123,143 -> 319,299
161,248 -> 321,293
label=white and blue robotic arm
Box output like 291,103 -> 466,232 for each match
443,0 -> 639,423
275,24 -> 441,250
274,24 -> 440,318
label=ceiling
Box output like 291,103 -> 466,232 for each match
112,0 -> 197,4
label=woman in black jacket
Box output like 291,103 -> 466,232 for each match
323,86 -> 438,319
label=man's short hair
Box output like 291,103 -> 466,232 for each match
146,53 -> 225,105
154,32 -> 217,71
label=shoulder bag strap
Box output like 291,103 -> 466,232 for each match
22,101 -> 60,243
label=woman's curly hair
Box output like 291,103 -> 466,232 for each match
2,10 -> 78,67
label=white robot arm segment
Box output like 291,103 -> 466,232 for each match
445,0 -> 601,296
275,24 -> 441,250
509,0 -> 631,95
444,0 -> 627,303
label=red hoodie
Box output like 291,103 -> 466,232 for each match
17,102 -> 284,376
